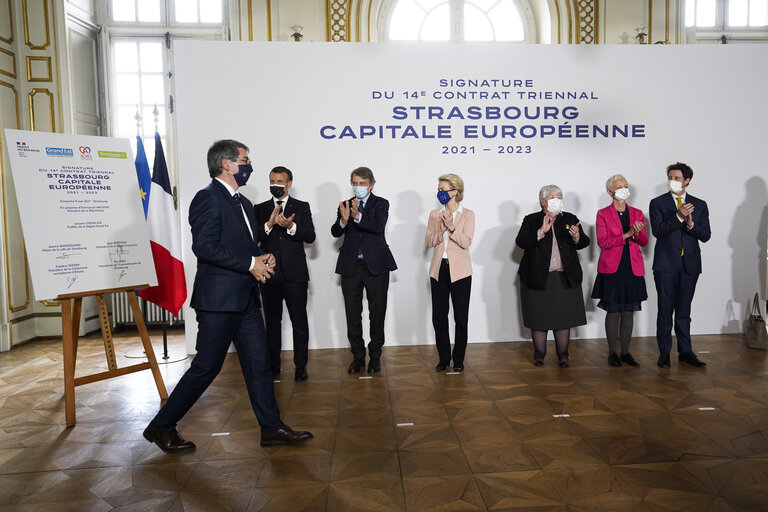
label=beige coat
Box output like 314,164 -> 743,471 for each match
425,206 -> 475,282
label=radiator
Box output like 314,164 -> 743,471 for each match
110,293 -> 184,327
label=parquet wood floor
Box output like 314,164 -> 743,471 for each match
1,330 -> 766,511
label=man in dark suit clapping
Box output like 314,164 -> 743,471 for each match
331,167 -> 397,374
143,140 -> 312,452
255,166 -> 316,381
649,162 -> 711,369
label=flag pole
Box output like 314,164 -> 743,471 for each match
153,103 -> 170,361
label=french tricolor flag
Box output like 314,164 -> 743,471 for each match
138,132 -> 187,316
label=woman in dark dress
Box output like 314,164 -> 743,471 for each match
591,174 -> 648,367
516,185 -> 590,367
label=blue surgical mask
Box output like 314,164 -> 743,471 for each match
437,191 -> 452,205
233,164 -> 252,187
353,186 -> 368,199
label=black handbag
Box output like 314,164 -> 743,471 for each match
745,293 -> 768,350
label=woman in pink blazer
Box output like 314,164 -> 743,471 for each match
425,173 -> 475,372
591,174 -> 649,367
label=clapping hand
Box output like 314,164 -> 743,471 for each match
540,214 -> 554,234
339,200 -> 350,224
440,209 -> 455,232
568,222 -> 580,242
276,212 -> 295,229
350,198 -> 360,220
266,204 -> 281,229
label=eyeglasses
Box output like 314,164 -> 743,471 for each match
230,157 -> 251,165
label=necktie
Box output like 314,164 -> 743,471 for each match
676,196 -> 684,256
234,192 -> 241,205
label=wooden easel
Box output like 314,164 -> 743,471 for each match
59,285 -> 168,427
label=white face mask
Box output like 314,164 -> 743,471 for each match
546,197 -> 563,214
614,187 -> 631,201
668,179 -> 683,194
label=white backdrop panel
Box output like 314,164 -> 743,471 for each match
174,42 -> 768,353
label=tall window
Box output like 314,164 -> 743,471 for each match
105,0 -> 227,163
685,0 -> 768,42
387,0 -> 531,42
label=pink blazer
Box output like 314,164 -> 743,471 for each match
596,204 -> 648,276
425,206 -> 474,282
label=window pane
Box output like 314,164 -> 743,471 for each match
421,4 -> 450,40
750,0 -> 768,26
115,74 -> 141,105
468,0 -> 498,9
143,106 -> 167,135
141,75 -> 165,106
464,4 -> 493,41
114,42 -> 138,72
137,0 -> 161,22
389,0 -> 425,40
685,0 -> 695,26
488,1 -> 525,41
112,0 -> 135,21
696,0 -> 716,26
200,0 -> 223,23
175,0 -> 199,22
414,0 -> 444,9
729,0 -> 748,26
141,136 -> 156,163
139,42 -> 163,72
117,106 -> 140,137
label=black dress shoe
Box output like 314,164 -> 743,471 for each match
295,365 -> 308,381
347,358 -> 365,374
435,363 -> 447,372
657,353 -> 671,368
260,425 -> 314,447
558,359 -> 570,368
367,358 -> 381,373
608,352 -> 622,367
620,353 -> 640,367
533,359 -> 544,366
143,425 -> 196,453
453,365 -> 464,372
679,352 -> 707,368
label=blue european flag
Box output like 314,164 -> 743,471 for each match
135,136 -> 151,219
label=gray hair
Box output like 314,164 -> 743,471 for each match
605,174 -> 627,192
539,184 -> 563,201
350,166 -> 375,184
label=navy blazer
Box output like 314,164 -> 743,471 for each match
516,210 -> 590,290
649,192 -> 711,275
330,193 -> 397,277
189,179 -> 264,312
254,196 -> 316,283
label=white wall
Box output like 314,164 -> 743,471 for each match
174,41 -> 768,353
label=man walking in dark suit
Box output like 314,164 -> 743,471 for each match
649,162 -> 711,369
255,166 -> 315,381
143,140 -> 312,452
331,167 -> 397,374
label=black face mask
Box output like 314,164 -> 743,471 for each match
270,185 -> 286,198
232,163 -> 253,187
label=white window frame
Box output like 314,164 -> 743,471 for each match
684,0 -> 768,43
378,0 -> 537,43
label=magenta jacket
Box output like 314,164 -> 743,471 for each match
595,204 -> 648,275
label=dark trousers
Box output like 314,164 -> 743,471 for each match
430,259 -> 471,366
259,278 -> 309,369
654,268 -> 699,355
151,290 -> 282,434
341,261 -> 389,360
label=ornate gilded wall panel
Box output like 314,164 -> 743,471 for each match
0,0 -> 13,44
22,0 -> 50,50
0,46 -> 15,78
326,0 -> 351,42
26,55 -> 50,81
0,79 -> 30,313
575,0 -> 598,44
28,87 -> 54,131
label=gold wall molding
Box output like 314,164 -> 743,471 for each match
22,0 -> 51,50
266,0 -> 272,41
327,0 -> 351,42
26,55 -> 50,82
0,46 -> 15,78
28,87 -> 54,131
0,0 -> 13,44
40,300 -> 60,307
0,79 -> 30,313
575,0 -> 598,44
554,0 -> 562,43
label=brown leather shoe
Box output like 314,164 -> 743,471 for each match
261,425 -> 314,447
143,425 -> 196,453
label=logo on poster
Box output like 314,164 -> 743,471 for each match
79,146 -> 92,160
15,141 -> 40,157
46,147 -> 74,157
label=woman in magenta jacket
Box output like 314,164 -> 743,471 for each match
591,174 -> 648,367
425,173 -> 475,372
